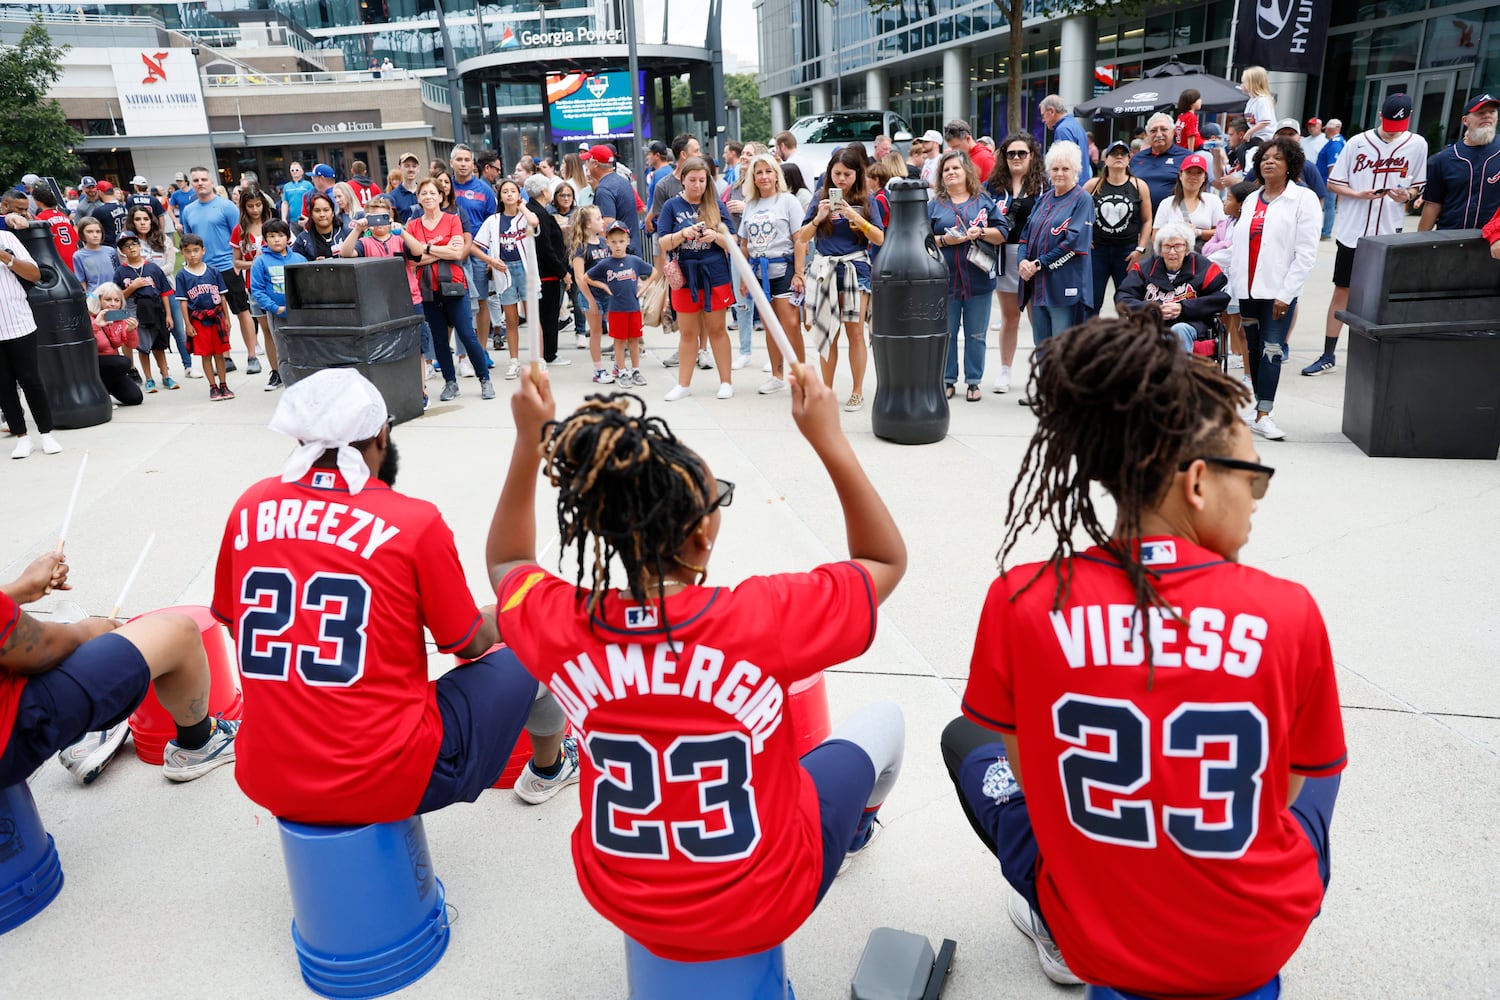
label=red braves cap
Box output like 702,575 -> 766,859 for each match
584,146 -> 615,164
1180,152 -> 1210,174
1306,117 -> 1321,127
1464,92 -> 1498,115
1381,94 -> 1413,132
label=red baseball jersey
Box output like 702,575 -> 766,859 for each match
497,560 -> 877,961
962,537 -> 1346,998
0,592 -> 23,753
212,469 -> 485,824
36,208 -> 79,271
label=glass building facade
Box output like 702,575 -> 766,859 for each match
758,0 -> 1499,148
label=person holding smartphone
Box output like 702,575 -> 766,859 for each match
344,196 -> 436,409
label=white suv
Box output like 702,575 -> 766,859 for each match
789,110 -> 913,177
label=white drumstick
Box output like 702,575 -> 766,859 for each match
110,532 -> 155,620
722,231 -> 810,382
57,452 -> 88,554
522,216 -> 543,382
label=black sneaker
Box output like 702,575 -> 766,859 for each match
225,356 -> 238,372
264,370 -> 283,391
127,367 -> 143,386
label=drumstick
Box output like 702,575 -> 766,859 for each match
110,532 -> 155,620
57,452 -> 88,555
722,231 -> 808,383
522,215 -> 544,387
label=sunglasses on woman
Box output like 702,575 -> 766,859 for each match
1006,150 -> 1030,160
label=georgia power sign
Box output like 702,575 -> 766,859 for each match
110,48 -> 209,138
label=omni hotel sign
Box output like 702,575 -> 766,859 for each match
311,121 -> 379,133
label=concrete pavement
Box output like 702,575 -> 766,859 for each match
2,240 -> 1496,999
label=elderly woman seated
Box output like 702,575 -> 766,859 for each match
1114,220 -> 1230,352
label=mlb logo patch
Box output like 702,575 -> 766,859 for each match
624,605 -> 658,629
1140,540 -> 1177,566
311,472 -> 337,488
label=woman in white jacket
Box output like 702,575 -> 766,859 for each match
1230,135 -> 1320,441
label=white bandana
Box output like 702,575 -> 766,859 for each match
269,369 -> 388,495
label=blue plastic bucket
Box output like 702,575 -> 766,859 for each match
0,782 -> 64,935
1088,977 -> 1281,1000
278,816 -> 449,999
625,937 -> 794,1000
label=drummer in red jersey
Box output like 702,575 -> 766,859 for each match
942,310 -> 1346,997
487,371 -> 907,962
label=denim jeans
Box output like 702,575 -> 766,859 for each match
1090,243 -> 1136,317
569,285 -> 590,340
732,284 -> 755,355
1321,193 -> 1336,240
1239,296 -> 1296,413
945,293 -> 992,387
1028,301 -> 1085,357
1169,321 -> 1197,352
424,295 -> 489,383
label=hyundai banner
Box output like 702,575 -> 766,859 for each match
1234,0 -> 1331,75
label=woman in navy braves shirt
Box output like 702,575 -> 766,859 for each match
1016,141 -> 1095,388
930,150 -> 1006,402
658,156 -> 738,402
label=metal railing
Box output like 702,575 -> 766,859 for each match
202,68 -> 418,88
179,24 -> 326,58
0,9 -> 159,28
420,79 -> 450,109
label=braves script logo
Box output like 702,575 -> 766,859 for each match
1351,153 -> 1411,185
1050,216 -> 1072,236
586,76 -> 609,99
140,51 -> 170,84
1488,169 -> 1500,185
1256,0 -> 1293,39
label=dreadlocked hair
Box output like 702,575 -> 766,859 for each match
539,392 -> 714,623
998,307 -> 1250,621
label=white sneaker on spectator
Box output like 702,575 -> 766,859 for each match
504,359 -> 521,380
1251,413 -> 1286,440
1228,355 -> 1244,370
732,352 -> 752,370
664,384 -> 692,401
762,360 -> 772,373
992,365 -> 1012,394
717,382 -> 734,399
1008,889 -> 1083,985
758,377 -> 787,394
458,356 -> 475,378
38,433 -> 61,455
696,349 -> 713,370
576,334 -> 590,350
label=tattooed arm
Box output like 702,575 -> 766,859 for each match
0,611 -> 117,675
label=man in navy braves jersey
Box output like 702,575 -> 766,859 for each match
1310,94 -> 1427,378
1419,92 -> 1500,234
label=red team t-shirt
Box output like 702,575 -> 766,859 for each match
962,538 -> 1346,998
211,469 -> 485,824
497,560 -> 877,962
0,592 -> 23,753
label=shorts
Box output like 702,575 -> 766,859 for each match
995,244 -> 1020,294
492,262 -> 526,307
748,263 -> 794,299
607,310 -> 643,340
1226,297 -> 1241,316
0,633 -> 152,787
671,282 -> 735,314
190,319 -> 231,356
1332,241 -> 1357,288
135,319 -> 170,353
801,738 -> 878,903
466,257 -> 491,301
415,646 -> 540,814
223,276 -> 250,315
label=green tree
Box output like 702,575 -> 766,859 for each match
0,20 -> 83,184
840,1 -> 1179,133
725,73 -> 770,144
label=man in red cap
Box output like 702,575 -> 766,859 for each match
1418,91 -> 1500,233
1313,94 -> 1427,378
1300,118 -> 1328,167
584,145 -> 640,253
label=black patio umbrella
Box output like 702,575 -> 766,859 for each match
1075,58 -> 1246,119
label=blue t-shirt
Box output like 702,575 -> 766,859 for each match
1053,114 -> 1093,184
280,178 -> 315,221
451,176 -> 497,235
72,245 -> 118,293
594,172 -> 640,246
175,264 -> 229,316
587,254 -> 653,313
659,196 -> 738,288
179,195 -> 241,271
801,195 -> 881,257
928,193 -> 1000,299
574,238 -> 612,309
1316,135 -> 1346,181
1129,145 -> 1193,210
168,187 -> 195,216
1423,138 -> 1500,231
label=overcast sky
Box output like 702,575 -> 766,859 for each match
640,0 -> 760,73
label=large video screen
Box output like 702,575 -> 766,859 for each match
547,71 -> 650,144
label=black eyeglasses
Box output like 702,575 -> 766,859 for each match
1178,456 -> 1275,499
1006,150 -> 1031,159
709,478 -> 735,511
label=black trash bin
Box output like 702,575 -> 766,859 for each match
871,177 -> 949,445
1336,231 -> 1500,460
15,222 -> 110,429
278,257 -> 424,423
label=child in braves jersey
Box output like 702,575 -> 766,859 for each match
487,373 -> 907,963
943,312 -> 1345,997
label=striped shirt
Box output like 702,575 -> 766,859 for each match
0,230 -> 37,342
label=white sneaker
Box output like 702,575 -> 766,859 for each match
11,436 -> 32,459
547,356 -> 572,367
758,377 -> 787,395
186,366 -> 202,379
732,352 -> 752,370
504,359 -> 521,380
1228,355 -> 1244,370
458,356 -> 475,378
1251,413 -> 1286,440
1241,374 -> 1254,391
513,736 -> 582,804
992,365 -> 1012,394
663,384 -> 693,401
424,361 -> 437,382
662,351 -> 679,368
762,360 -> 772,373
576,334 -> 590,350
716,382 -> 734,399
162,717 -> 239,782
1008,889 -> 1083,985
38,433 -> 61,455
592,367 -> 615,384
57,724 -> 131,785
696,349 -> 713,370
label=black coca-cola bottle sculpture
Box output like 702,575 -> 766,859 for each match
870,178 -> 948,445
17,222 -> 110,428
